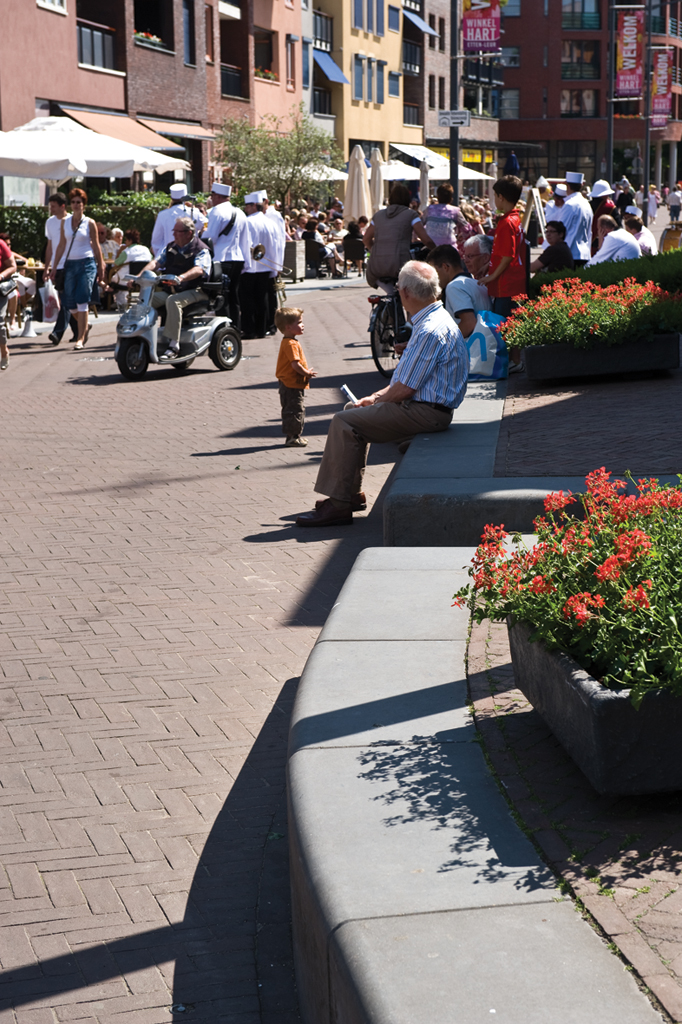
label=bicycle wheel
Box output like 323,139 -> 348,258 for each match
370,301 -> 399,377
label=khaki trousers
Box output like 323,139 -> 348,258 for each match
151,287 -> 207,346
314,401 -> 452,503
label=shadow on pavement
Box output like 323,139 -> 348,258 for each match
0,679 -> 301,1024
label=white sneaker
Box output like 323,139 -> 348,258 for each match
0,354 -> 9,370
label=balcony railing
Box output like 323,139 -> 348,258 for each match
313,10 -> 332,51
313,87 -> 332,115
403,0 -> 422,10
402,40 -> 421,75
561,61 -> 600,79
670,16 -> 681,36
463,59 -> 504,86
221,63 -> 242,96
651,15 -> 666,33
403,102 -> 421,125
77,19 -> 116,69
561,12 -> 601,29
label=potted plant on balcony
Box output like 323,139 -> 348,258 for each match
454,469 -> 682,795
254,67 -> 279,82
133,30 -> 166,49
501,278 -> 682,380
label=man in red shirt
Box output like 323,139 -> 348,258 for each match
481,174 -> 527,320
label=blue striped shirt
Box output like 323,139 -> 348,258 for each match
391,302 -> 468,409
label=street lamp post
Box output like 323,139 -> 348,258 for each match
642,0 -> 653,225
606,0 -> 616,184
449,0 -> 459,201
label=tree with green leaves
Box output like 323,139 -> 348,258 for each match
214,104 -> 345,208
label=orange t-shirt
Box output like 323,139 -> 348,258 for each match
276,336 -> 309,389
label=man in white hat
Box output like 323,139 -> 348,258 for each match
589,180 -> 618,255
203,182 -> 249,333
560,171 -> 593,265
262,194 -> 287,335
540,183 -> 566,249
151,184 -> 194,256
240,191 -> 281,338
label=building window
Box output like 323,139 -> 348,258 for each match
354,0 -> 364,29
183,0 -> 195,64
561,40 -> 600,79
438,75 -> 445,109
313,11 -> 332,50
499,88 -> 520,118
286,35 -> 295,88
403,40 -> 421,74
221,64 -> 242,95
367,0 -> 374,34
500,47 -> 520,67
134,0 -> 174,49
543,87 -> 548,117
205,4 -> 214,61
37,0 -> 66,9
504,0 -> 521,14
404,102 -> 420,125
438,17 -> 445,50
354,55 -> 364,99
561,88 -> 597,116
313,88 -> 332,114
543,45 -> 547,67
376,0 -> 385,35
388,5 -> 400,31
388,70 -> 400,96
367,58 -> 374,100
77,21 -> 115,69
428,74 -> 436,108
428,13 -> 436,48
377,61 -> 385,102
302,40 -> 310,88
254,29 -> 274,73
561,0 -> 600,30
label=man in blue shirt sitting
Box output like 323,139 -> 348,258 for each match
140,216 -> 212,360
296,260 -> 469,528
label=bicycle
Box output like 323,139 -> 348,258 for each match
367,283 -> 407,378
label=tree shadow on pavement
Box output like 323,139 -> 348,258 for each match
0,679 -> 302,1024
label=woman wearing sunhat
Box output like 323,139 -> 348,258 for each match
589,180 -> 618,255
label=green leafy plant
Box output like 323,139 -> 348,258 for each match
254,67 -> 279,81
214,103 -> 345,207
502,277 -> 682,350
454,469 -> 682,708
527,247 -> 682,299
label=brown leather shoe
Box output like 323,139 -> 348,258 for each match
296,499 -> 353,528
315,491 -> 366,512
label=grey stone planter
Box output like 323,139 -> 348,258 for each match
523,333 -> 680,381
507,619 -> 682,795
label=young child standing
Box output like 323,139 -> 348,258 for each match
481,174 -> 527,319
274,306 -> 317,447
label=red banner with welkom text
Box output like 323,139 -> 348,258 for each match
462,0 -> 501,53
651,48 -> 672,128
615,10 -> 644,98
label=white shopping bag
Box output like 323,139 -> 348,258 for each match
465,311 -> 508,380
40,278 -> 60,323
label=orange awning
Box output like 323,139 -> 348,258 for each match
137,118 -> 215,142
60,108 -> 185,151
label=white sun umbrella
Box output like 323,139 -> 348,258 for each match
369,147 -> 384,213
306,165 -> 348,181
345,144 -> 372,224
2,117 -> 189,187
419,159 -> 430,212
428,164 -> 495,181
375,160 -> 420,181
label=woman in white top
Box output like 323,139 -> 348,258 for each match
51,188 -> 104,349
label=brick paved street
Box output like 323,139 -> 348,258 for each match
0,277 -> 394,1024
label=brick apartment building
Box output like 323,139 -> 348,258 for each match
498,0 -> 682,188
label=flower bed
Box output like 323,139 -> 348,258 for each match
133,31 -> 166,47
454,469 -> 682,709
502,278 -> 682,351
526,246 -> 682,299
254,68 -> 279,82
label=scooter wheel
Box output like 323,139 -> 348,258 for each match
117,340 -> 149,380
210,326 -> 242,370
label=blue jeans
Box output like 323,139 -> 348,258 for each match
63,257 -> 97,311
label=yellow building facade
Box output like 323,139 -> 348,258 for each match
312,0 -> 424,159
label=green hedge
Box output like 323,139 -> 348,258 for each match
0,192 -> 186,257
528,247 -> 682,299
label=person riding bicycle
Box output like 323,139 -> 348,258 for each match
363,184 -> 435,290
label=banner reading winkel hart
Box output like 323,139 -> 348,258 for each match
652,48 -> 672,128
462,0 -> 501,53
615,9 -> 643,98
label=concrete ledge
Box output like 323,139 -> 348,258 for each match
288,547 -> 663,1024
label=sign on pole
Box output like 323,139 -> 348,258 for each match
615,9 -> 644,98
651,48 -> 672,128
462,0 -> 501,53
438,110 -> 472,127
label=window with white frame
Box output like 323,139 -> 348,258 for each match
499,88 -> 520,118
388,5 -> 400,30
37,0 -> 66,9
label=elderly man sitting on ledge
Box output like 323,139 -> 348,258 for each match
296,260 -> 469,528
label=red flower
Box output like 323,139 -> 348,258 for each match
622,580 -> 653,610
528,575 -> 555,594
544,491 -> 574,513
594,556 -> 621,581
563,592 -> 605,626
